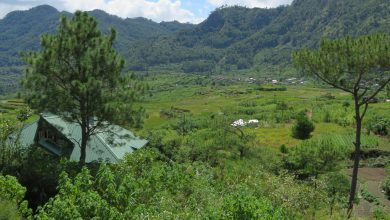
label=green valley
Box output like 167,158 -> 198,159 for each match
1,0 -> 390,219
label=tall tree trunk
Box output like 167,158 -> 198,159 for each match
347,94 -> 362,217
79,123 -> 88,166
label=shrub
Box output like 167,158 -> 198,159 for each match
324,172 -> 349,215
0,175 -> 31,218
383,166 -> 390,199
292,115 -> 315,139
360,184 -> 380,205
222,193 -> 287,219
279,144 -> 288,154
366,115 -> 390,136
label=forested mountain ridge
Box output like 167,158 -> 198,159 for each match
1,0 -> 390,94
0,5 -> 194,94
128,0 -> 390,72
0,5 -> 193,68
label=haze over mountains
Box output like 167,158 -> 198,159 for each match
0,0 -> 390,93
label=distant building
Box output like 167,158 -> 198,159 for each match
231,119 -> 259,127
15,113 -> 148,163
272,80 -> 278,84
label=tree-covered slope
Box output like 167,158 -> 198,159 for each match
0,5 -> 194,68
1,0 -> 390,84
128,0 -> 390,72
0,5 -> 194,94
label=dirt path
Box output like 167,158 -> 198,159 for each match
347,168 -> 390,217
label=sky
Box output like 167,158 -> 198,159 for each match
0,0 -> 293,23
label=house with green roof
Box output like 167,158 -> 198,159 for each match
16,113 -> 148,163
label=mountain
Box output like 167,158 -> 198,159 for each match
0,5 -> 194,94
0,5 -> 194,67
127,0 -> 390,73
1,0 -> 390,94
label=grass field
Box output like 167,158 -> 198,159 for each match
136,75 -> 390,151
1,74 -> 390,151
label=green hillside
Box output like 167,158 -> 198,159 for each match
1,0 -> 390,94
0,5 -> 194,94
128,0 -> 390,72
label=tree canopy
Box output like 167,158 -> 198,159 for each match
22,11 -> 145,165
293,33 -> 390,216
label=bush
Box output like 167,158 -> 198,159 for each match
383,166 -> 390,199
222,193 -> 287,219
292,115 -> 315,139
366,115 -> 390,136
0,175 -> 31,218
324,172 -> 349,215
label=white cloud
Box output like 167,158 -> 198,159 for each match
207,0 -> 293,8
66,0 -> 203,23
0,0 -> 203,23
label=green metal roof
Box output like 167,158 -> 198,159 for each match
15,120 -> 38,147
18,113 -> 148,163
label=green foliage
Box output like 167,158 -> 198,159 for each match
276,101 -> 288,111
284,138 -> 347,179
294,33 -> 390,212
129,0 -> 390,71
171,114 -> 198,136
323,111 -> 331,123
323,172 -> 349,215
0,5 -> 193,94
257,86 -> 287,91
373,207 -> 390,220
383,166 -> 390,199
366,115 -> 390,136
0,200 -> 23,220
221,192 -> 286,219
2,0 -> 390,88
0,107 -> 32,173
360,184 -> 381,205
386,85 -> 390,99
279,144 -> 288,154
22,11 -> 146,164
33,147 -> 338,219
36,150 -> 219,219
0,175 -> 32,219
292,115 -> 315,139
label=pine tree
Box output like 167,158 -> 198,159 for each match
293,33 -> 390,216
22,11 -> 145,165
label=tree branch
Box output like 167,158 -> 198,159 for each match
312,71 -> 353,94
358,88 -> 368,100
361,77 -> 390,105
360,102 -> 369,120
